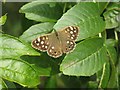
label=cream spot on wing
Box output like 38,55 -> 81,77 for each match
51,46 -> 54,49
70,31 -> 73,34
42,45 -> 44,48
49,49 -> 52,52
46,37 -> 48,40
34,40 -> 37,43
67,29 -> 70,31
69,26 -> 74,30
37,38 -> 40,42
42,37 -> 45,40
72,34 -> 75,37
70,41 -> 73,44
71,37 -> 74,39
37,43 -> 39,46
65,30 -> 67,33
45,46 -> 48,49
73,27 -> 77,30
74,30 -> 77,33
41,41 -> 44,44
67,41 -> 70,44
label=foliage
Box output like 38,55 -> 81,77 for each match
1,1 -> 120,89
0,14 -> 7,26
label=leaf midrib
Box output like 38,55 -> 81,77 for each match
62,45 -> 104,70
0,67 -> 37,79
0,59 -> 37,77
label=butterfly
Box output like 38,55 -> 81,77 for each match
31,26 -> 79,58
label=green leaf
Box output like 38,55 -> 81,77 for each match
54,2 -> 105,40
98,61 -> 110,88
103,3 -> 120,29
19,22 -> 55,43
19,2 -> 63,22
0,78 -> 7,89
0,14 -> 7,26
115,24 -> 120,32
0,34 -> 40,59
20,55 -> 52,76
106,46 -> 117,88
97,2 -> 109,15
0,34 -> 52,87
106,2 -> 120,10
0,58 -> 40,87
3,79 -> 16,89
60,37 -> 107,76
106,46 -> 117,64
105,39 -> 117,47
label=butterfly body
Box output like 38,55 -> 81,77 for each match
32,26 -> 79,58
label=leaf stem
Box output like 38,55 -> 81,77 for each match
114,30 -> 119,65
114,30 -> 118,41
114,30 -> 120,88
98,63 -> 106,88
99,33 -> 102,37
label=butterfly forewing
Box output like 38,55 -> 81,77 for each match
32,35 -> 50,52
58,26 -> 79,53
66,26 -> 79,40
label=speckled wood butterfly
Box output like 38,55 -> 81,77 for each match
31,26 -> 79,58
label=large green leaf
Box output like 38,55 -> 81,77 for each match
54,2 -> 105,41
103,2 -> 120,29
106,46 -> 117,88
60,37 -> 107,76
0,34 -> 52,87
0,34 -> 40,59
98,61 -> 110,88
19,1 -> 63,22
97,43 -> 117,88
19,22 -> 55,43
20,54 -> 57,75
0,58 -> 41,87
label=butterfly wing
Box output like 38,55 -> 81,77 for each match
32,33 -> 63,58
58,26 -> 79,53
32,35 -> 50,52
